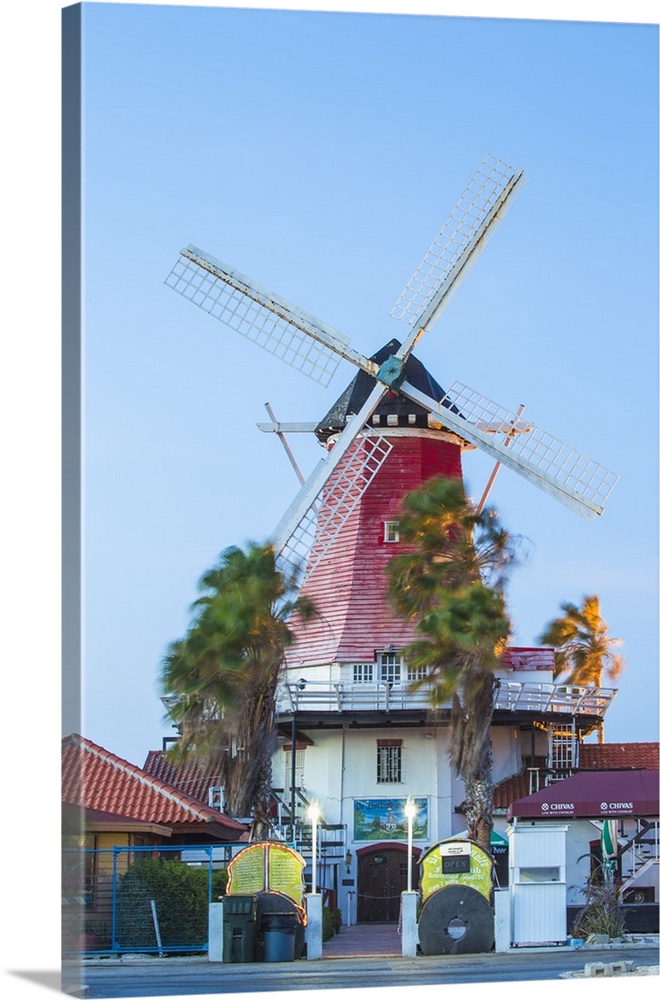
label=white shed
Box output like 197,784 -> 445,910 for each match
508,822 -> 568,946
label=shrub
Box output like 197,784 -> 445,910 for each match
322,906 -> 335,942
213,868 -> 229,898
572,864 -> 626,940
116,856 -> 220,950
331,908 -> 342,934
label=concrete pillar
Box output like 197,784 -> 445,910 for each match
494,889 -> 511,953
305,892 -> 323,960
208,900 -> 224,962
400,891 -> 419,957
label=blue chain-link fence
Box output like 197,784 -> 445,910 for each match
62,843 -> 241,956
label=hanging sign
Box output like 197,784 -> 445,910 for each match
226,843 -> 306,904
419,839 -> 494,902
268,844 -> 306,904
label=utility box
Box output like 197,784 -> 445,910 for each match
222,895 -> 258,963
508,824 -> 567,946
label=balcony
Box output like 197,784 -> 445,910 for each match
276,678 -> 616,725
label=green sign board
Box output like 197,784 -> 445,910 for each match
227,843 -> 306,905
419,839 -> 493,902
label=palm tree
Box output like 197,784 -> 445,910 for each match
387,476 -> 519,850
161,542 -> 314,840
538,595 -> 625,687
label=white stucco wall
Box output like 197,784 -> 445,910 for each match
491,727 -> 522,784
272,724 -> 460,919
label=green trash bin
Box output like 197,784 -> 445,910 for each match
223,895 -> 258,963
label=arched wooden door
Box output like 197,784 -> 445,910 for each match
357,844 -> 420,923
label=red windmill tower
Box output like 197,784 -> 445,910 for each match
282,338 -> 468,671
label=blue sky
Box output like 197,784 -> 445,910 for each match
77,3 -> 658,767
2,2 -> 658,996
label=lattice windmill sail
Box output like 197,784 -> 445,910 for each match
165,153 -> 619,579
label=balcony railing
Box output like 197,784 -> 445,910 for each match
277,679 -> 616,719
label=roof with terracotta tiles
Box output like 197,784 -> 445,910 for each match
142,749 -> 220,804
498,647 -> 555,672
578,742 -> 659,771
62,734 -> 246,839
493,771 -> 531,812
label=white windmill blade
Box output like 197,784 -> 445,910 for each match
399,379 -> 619,521
276,430 -> 393,583
271,381 -> 392,579
165,244 -> 376,387
391,154 -> 525,333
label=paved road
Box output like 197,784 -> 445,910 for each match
68,945 -> 659,998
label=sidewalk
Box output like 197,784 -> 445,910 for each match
73,927 -> 660,967
322,922 -> 401,958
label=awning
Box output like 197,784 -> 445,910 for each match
455,828 -> 508,845
507,769 -> 659,820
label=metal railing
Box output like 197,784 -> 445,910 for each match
620,820 -> 660,892
277,678 -> 616,718
62,843 -> 243,957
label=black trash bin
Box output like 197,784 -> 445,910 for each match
223,895 -> 258,963
261,912 -> 299,962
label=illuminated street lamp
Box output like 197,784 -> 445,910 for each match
308,801 -> 321,894
403,796 -> 417,892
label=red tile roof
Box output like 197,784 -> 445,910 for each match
142,749 -> 219,804
579,742 -> 659,771
493,771 -> 532,812
498,647 -> 555,672
62,734 -> 246,839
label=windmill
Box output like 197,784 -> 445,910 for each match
165,154 -> 619,590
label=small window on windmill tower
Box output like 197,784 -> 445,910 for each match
384,521 -> 400,543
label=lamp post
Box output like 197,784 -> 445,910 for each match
289,678 -> 306,842
306,800 -> 322,960
308,801 -> 321,895
401,796 -> 419,958
404,796 -> 417,893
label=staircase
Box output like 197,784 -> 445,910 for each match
269,787 -> 346,865
619,820 -> 659,897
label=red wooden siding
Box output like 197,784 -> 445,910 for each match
285,433 -> 463,668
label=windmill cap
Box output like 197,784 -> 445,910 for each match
315,339 -> 458,442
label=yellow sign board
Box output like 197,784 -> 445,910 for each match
419,839 -> 493,902
225,843 -> 266,896
227,843 -> 306,905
